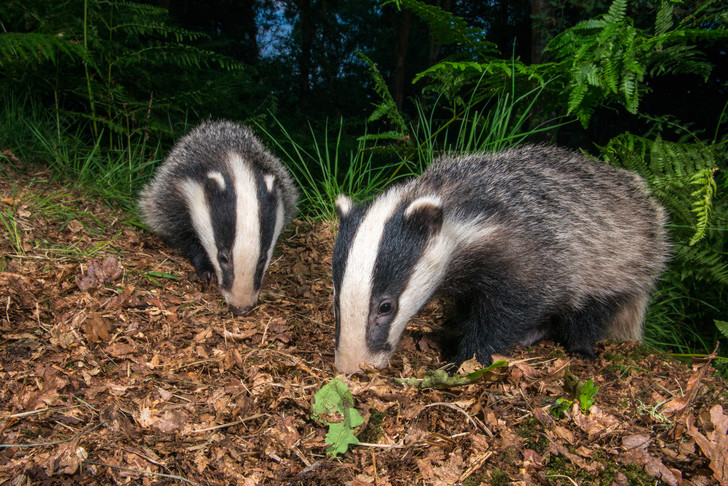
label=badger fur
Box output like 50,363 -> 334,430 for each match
139,120 -> 299,315
332,145 -> 669,374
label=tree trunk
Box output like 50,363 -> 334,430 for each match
393,8 -> 413,111
530,0 -> 551,64
240,0 -> 260,65
296,0 -> 314,111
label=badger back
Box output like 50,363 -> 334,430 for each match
139,120 -> 299,313
332,145 -> 669,374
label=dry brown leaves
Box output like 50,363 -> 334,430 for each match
1,166 -> 727,485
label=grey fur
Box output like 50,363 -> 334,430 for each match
333,144 -> 669,373
139,120 -> 299,313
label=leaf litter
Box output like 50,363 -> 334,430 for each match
1,166 -> 727,485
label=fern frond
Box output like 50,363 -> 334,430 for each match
655,2 -> 674,37
357,52 -> 408,135
688,167 -> 718,246
672,244 -> 728,285
395,0 -> 496,52
604,0 -> 627,24
0,32 -> 89,67
716,321 -> 728,340
602,133 -> 723,251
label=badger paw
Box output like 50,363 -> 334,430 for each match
195,270 -> 218,285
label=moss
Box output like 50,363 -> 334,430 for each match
488,469 -> 511,485
516,417 -> 549,454
462,473 -> 488,486
545,450 -> 657,485
358,409 -> 387,444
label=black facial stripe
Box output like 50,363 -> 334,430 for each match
367,204 -> 430,350
332,203 -> 368,348
204,172 -> 236,290
255,172 -> 278,291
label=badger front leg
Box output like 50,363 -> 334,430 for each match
448,289 -> 551,368
448,300 -> 523,367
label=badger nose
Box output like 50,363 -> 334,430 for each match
230,305 -> 252,316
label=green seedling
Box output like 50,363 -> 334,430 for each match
562,368 -> 600,413
311,378 -> 364,457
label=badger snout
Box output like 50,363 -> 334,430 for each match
335,349 -> 389,374
221,287 -> 259,316
229,304 -> 253,316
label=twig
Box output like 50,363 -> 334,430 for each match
2,404 -> 81,420
424,402 -> 493,437
1,421 -> 104,448
261,316 -> 272,345
546,474 -> 579,486
457,451 -> 493,483
355,442 -> 405,449
82,460 -> 198,486
189,413 -> 270,433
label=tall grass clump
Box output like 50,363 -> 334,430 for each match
257,118 -> 412,221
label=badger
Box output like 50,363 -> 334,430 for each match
139,120 -> 299,315
332,144 -> 669,374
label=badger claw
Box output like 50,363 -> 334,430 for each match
196,270 -> 217,285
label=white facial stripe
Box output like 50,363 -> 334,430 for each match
207,171 -> 226,190
180,179 -> 221,278
385,218 -> 500,349
336,188 -> 404,373
225,153 -> 261,309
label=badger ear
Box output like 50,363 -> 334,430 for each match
205,171 -> 227,191
335,195 -> 353,220
263,174 -> 276,193
404,196 -> 443,237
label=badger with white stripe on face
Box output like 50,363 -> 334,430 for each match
139,120 -> 299,315
333,145 -> 669,374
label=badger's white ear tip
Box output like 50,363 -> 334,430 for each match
335,195 -> 353,217
263,173 -> 276,192
405,195 -> 442,217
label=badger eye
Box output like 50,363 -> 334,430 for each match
378,301 -> 393,314
218,250 -> 231,267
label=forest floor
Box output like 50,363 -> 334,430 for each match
1,162 -> 727,486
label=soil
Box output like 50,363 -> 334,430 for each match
1,163 -> 727,485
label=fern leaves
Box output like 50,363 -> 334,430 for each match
546,0 -> 718,127
357,53 -> 408,137
603,134 -> 720,245
689,168 -> 718,246
0,33 -> 89,67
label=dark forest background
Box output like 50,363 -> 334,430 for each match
1,0 -> 727,363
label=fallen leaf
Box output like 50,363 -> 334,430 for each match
75,256 -> 123,290
687,405 -> 728,485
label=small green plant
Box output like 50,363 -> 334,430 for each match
578,379 -> 599,412
395,360 -> 508,389
311,378 -> 364,457
550,398 -> 572,418
144,271 -> 182,286
561,368 -> 599,413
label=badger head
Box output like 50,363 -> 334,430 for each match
182,153 -> 285,315
332,192 -> 446,374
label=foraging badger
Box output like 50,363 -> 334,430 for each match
139,120 -> 299,315
333,145 -> 669,374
